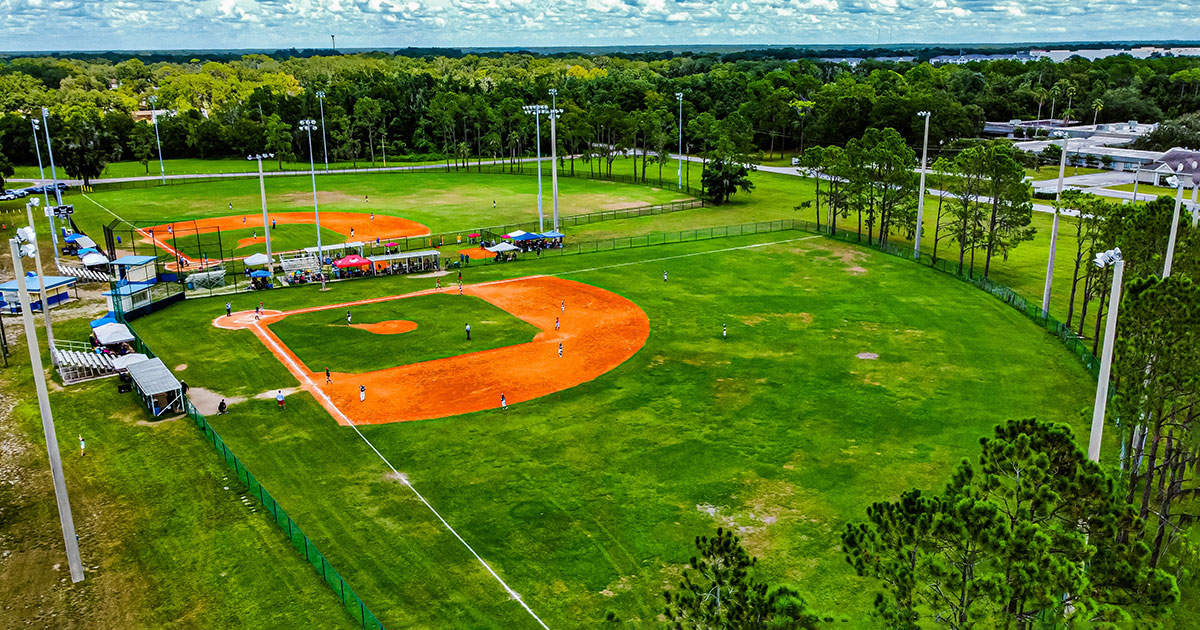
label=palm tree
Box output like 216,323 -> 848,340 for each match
1065,85 -> 1077,121
1048,85 -> 1061,122
1034,86 -> 1048,120
1092,99 -> 1104,125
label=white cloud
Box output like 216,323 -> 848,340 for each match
0,0 -> 1187,51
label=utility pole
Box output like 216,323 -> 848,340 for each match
316,91 -> 330,171
39,108 -> 62,258
300,120 -> 324,265
523,104 -> 549,232
913,111 -> 931,258
9,230 -> 84,582
247,154 -> 276,275
149,95 -> 166,184
676,92 -> 684,191
1041,136 -> 1069,317
1088,248 -> 1124,463
1164,183 -> 1183,277
25,198 -> 58,366
548,89 -> 562,232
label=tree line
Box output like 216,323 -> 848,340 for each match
2,51 -> 1200,185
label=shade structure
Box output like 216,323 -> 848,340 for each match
386,242 -> 398,247
485,242 -> 520,253
64,233 -> 87,243
334,254 -> 371,268
95,322 -> 135,345
77,247 -> 99,255
506,230 -> 528,238
81,252 -> 110,266
512,232 -> 543,242
73,235 -> 97,248
541,230 -> 565,238
243,252 -> 271,267
111,353 -> 149,371
126,357 -> 181,396
90,315 -> 118,328
468,233 -> 481,238
249,270 -> 272,278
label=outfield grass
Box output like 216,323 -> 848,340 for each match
0,312 -> 354,629
270,293 -> 539,373
1026,165 -> 1107,180
9,157 -> 468,181
131,231 -> 1100,628
71,167 -> 690,250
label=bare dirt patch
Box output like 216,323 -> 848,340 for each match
187,387 -> 246,415
255,387 -> 299,400
175,363 -> 188,371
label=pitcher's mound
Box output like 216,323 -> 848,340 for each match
351,320 -> 418,335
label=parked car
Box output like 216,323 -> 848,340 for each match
4,188 -> 29,198
0,192 -> 17,201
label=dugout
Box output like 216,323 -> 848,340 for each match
0,274 -> 78,314
125,357 -> 183,417
367,249 -> 440,274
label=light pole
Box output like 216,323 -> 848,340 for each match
9,227 -> 85,582
39,108 -> 62,257
1041,136 -> 1070,317
1164,179 -> 1186,277
913,111 -> 931,259
523,104 -> 548,232
676,92 -> 684,191
316,91 -> 330,171
299,120 -> 324,265
25,198 -> 58,366
30,119 -> 50,208
1131,168 -> 1141,204
247,154 -> 276,275
548,89 -> 562,232
1191,177 -> 1199,227
148,95 -> 166,184
1088,247 -> 1124,463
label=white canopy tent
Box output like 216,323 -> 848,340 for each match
111,353 -> 149,371
94,322 -> 135,345
486,242 -> 520,253
81,252 -> 110,267
243,253 -> 271,267
506,230 -> 528,238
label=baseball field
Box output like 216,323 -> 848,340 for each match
124,226 -> 1097,628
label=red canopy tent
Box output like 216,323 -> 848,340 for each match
334,254 -> 371,268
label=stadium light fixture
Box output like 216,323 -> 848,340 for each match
913,111 -> 931,259
676,93 -> 684,191
523,104 -> 550,232
315,91 -> 329,171
23,200 -> 59,364
1087,247 -> 1124,462
247,154 -> 276,274
299,119 -> 325,265
1164,180 -> 1187,276
148,95 -> 166,184
7,235 -> 84,583
30,118 -> 51,209
1041,136 -> 1071,318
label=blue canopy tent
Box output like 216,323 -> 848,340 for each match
77,247 -> 99,255
250,270 -> 272,278
90,315 -> 119,328
541,230 -> 565,238
511,232 -> 543,242
64,233 -> 86,243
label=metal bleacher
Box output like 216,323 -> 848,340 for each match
51,340 -> 118,384
279,253 -> 320,273
57,262 -> 112,283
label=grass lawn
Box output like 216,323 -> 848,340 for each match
0,312 -> 354,629
165,224 -> 346,259
1106,182 -> 1191,198
270,293 -> 539,373
130,231 -> 1100,628
1026,165 -> 1107,180
9,157 -> 467,181
70,165 -> 691,251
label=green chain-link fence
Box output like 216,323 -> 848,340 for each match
122,325 -> 386,630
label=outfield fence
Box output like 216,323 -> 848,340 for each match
123,325 -> 387,630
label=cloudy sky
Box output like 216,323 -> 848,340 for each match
2,0 -> 1195,52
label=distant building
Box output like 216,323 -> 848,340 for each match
1135,148 -> 1200,187
931,52 -> 1035,65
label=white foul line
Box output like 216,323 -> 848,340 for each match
549,234 -> 822,276
250,320 -> 551,629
